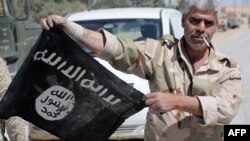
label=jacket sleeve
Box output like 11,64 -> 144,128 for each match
0,58 -> 27,141
5,117 -> 27,141
197,64 -> 243,125
0,58 -> 11,100
96,29 -> 160,79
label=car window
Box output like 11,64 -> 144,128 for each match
170,17 -> 184,39
75,19 -> 161,41
169,16 -> 184,39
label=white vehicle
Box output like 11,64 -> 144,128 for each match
29,7 -> 183,141
67,7 -> 184,40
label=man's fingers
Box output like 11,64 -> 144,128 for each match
46,15 -> 55,28
40,15 -> 67,30
40,16 -> 54,30
40,18 -> 50,30
144,93 -> 158,105
145,98 -> 153,106
144,93 -> 157,99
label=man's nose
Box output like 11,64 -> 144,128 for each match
196,21 -> 206,33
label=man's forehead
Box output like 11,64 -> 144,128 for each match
188,6 -> 217,19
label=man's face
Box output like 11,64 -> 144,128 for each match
182,7 -> 218,51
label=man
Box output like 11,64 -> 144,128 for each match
41,0 -> 243,140
0,58 -> 27,141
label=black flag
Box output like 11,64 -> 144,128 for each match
0,27 -> 146,141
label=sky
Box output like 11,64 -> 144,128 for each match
221,0 -> 244,6
165,0 -> 250,7
219,0 -> 249,6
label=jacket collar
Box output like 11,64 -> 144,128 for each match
177,37 -> 220,72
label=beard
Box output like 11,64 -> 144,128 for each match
184,33 -> 208,51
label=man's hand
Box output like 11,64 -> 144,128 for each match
40,15 -> 67,30
144,90 -> 203,116
40,14 -> 85,45
144,90 -> 177,113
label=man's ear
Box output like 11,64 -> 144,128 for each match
181,15 -> 185,27
213,25 -> 218,33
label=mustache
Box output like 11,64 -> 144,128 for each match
192,30 -> 208,38
191,31 -> 211,48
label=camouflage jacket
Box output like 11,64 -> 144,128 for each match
0,58 -> 26,141
97,29 -> 243,141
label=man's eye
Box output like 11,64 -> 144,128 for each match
189,18 -> 201,25
205,20 -> 215,27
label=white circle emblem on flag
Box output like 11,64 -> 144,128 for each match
35,86 -> 75,121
